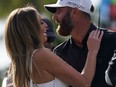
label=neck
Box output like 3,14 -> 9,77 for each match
71,20 -> 91,45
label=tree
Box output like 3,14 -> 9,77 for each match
0,0 -> 56,18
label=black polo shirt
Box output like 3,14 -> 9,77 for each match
53,23 -> 116,87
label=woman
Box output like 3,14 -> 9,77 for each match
4,6 -> 103,87
2,18 -> 56,87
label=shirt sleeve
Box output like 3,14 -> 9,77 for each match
105,50 -> 116,86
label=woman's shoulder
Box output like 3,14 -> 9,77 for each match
33,47 -> 51,56
32,47 -> 53,61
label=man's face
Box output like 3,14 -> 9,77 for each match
53,7 -> 73,36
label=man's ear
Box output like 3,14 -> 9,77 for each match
70,8 -> 79,18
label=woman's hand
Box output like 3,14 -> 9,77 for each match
87,30 -> 104,54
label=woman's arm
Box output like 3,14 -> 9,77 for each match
34,30 -> 103,87
81,30 -> 104,85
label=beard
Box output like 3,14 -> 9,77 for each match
56,11 -> 73,36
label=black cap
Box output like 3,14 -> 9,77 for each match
42,18 -> 56,42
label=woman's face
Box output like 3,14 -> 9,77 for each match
37,13 -> 48,44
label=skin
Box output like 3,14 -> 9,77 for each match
37,14 -> 48,44
52,7 -> 91,46
32,13 -> 104,87
4,6 -> 103,87
53,7 -> 73,36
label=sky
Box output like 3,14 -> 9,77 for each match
0,0 -> 101,70
0,19 -> 10,70
92,0 -> 101,7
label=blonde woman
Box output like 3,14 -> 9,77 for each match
4,6 -> 103,87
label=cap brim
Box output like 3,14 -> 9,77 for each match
47,32 -> 56,38
44,4 -> 66,13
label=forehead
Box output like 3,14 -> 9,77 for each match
37,13 -> 42,20
56,7 -> 72,13
57,7 -> 68,10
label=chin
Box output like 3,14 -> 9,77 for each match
44,37 -> 47,43
41,35 -> 47,44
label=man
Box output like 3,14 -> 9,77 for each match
44,0 -> 116,87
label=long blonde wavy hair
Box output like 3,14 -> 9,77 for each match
4,6 -> 42,87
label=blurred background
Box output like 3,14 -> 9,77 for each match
0,0 -> 116,86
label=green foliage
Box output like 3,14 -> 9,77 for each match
111,0 -> 116,4
0,0 -> 57,18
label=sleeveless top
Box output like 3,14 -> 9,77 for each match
30,49 -> 69,87
31,78 -> 68,87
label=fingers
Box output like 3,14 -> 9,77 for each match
87,30 -> 104,54
89,30 -> 104,39
99,31 -> 104,40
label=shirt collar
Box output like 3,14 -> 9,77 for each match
70,23 -> 97,48
82,23 -> 97,46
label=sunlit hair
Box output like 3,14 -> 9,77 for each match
4,6 -> 42,87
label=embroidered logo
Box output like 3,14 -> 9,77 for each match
67,1 -> 85,10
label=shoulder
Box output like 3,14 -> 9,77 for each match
33,47 -> 52,58
33,47 -> 61,62
32,47 -> 57,69
100,28 -> 116,43
100,28 -> 116,37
